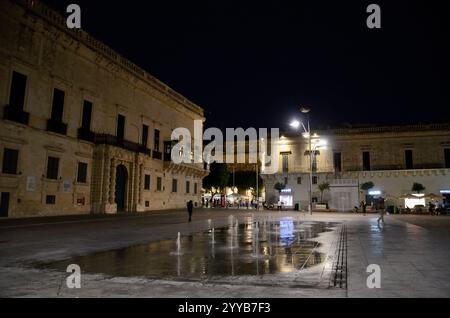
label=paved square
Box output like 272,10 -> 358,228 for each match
0,210 -> 449,298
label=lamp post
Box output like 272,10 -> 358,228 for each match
290,107 -> 314,215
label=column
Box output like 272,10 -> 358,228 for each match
109,158 -> 116,204
102,149 -> 110,206
139,163 -> 144,205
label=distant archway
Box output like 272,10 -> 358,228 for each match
115,165 -> 128,212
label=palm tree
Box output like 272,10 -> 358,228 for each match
318,182 -> 330,204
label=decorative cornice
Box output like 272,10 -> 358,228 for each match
12,0 -> 204,117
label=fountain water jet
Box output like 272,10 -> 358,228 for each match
170,232 -> 183,256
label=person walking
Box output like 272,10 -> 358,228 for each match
277,200 -> 282,211
360,200 -> 366,216
377,198 -> 386,226
187,200 -> 193,222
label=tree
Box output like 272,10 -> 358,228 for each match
230,170 -> 264,197
412,183 -> 426,193
274,182 -> 286,194
360,181 -> 375,191
318,182 -> 330,204
202,163 -> 229,198
360,181 -> 375,203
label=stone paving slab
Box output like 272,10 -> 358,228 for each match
1,210 -> 450,297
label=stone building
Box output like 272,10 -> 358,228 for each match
263,124 -> 450,211
0,0 -> 208,218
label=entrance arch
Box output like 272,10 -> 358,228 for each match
115,165 -> 128,212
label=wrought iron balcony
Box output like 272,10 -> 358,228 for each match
3,105 -> 29,125
94,134 -> 151,156
46,119 -> 68,135
77,128 -> 96,142
152,150 -> 162,160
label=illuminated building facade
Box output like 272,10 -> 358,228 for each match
263,124 -> 450,211
0,0 -> 208,218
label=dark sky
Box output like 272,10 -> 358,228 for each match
42,0 -> 450,130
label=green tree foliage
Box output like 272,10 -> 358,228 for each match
229,170 -> 264,196
412,182 -> 426,193
274,182 -> 286,194
202,163 -> 229,195
360,181 -> 375,191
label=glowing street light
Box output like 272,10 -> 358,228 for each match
290,106 -> 316,215
290,120 -> 301,129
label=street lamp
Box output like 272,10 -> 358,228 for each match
290,107 -> 316,215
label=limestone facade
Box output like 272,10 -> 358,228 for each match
263,124 -> 450,210
0,0 -> 208,218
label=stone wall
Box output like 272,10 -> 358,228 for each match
0,0 -> 207,217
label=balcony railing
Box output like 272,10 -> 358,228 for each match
77,128 -> 96,142
152,150 -> 162,160
46,119 -> 68,135
94,134 -> 151,156
3,105 -> 30,125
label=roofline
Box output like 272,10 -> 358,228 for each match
13,0 -> 204,117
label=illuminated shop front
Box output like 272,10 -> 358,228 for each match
279,188 -> 294,208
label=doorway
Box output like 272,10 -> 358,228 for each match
115,165 -> 128,213
0,192 -> 10,217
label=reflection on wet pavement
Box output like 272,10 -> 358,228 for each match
43,218 -> 338,280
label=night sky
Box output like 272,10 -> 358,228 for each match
42,0 -> 450,130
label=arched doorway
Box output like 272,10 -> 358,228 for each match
115,165 -> 128,213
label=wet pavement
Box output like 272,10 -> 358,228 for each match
1,210 -> 450,297
41,219 -> 337,282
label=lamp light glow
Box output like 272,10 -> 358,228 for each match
290,120 -> 301,129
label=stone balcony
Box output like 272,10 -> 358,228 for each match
163,160 -> 209,179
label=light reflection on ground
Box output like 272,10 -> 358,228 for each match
43,218 -> 338,280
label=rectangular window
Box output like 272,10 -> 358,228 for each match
2,148 -> 19,175
194,183 -> 198,194
334,152 -> 342,173
297,177 -> 302,185
157,177 -> 162,191
405,150 -> 413,169
154,129 -> 160,151
172,179 -> 177,193
9,71 -> 27,110
312,176 -> 318,185
145,201 -> 150,207
144,174 -> 151,190
186,181 -> 190,194
362,152 -> 371,171
51,88 -> 65,122
117,114 -> 125,140
46,195 -> 56,205
312,155 -> 317,173
282,154 -> 289,173
46,156 -> 59,180
77,162 -> 88,183
444,149 -> 450,169
142,124 -> 149,148
81,100 -> 93,130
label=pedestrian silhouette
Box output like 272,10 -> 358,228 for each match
187,200 -> 193,222
377,198 -> 386,226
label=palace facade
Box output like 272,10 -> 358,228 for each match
0,0 -> 208,218
263,124 -> 450,211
